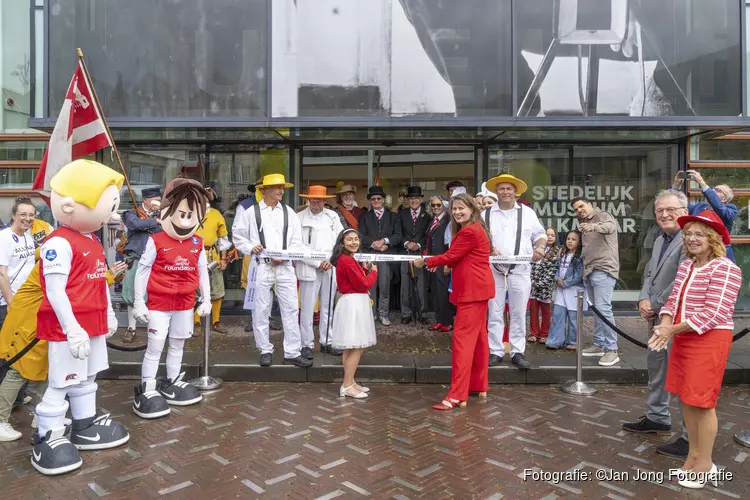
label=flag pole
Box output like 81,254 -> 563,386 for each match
76,48 -> 141,215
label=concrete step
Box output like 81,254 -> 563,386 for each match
100,349 -> 750,385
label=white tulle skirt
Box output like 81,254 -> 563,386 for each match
331,293 -> 377,350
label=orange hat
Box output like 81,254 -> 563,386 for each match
299,185 -> 335,199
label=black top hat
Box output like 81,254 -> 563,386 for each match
141,187 -> 162,199
366,185 -> 386,199
405,186 -> 423,198
445,180 -> 465,190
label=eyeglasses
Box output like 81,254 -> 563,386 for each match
683,231 -> 707,240
655,207 -> 685,215
370,197 -> 383,201
430,204 -> 442,208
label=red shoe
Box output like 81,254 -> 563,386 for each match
432,399 -> 466,411
438,325 -> 453,333
429,323 -> 443,331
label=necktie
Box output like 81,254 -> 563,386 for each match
412,210 -> 418,222
430,216 -> 440,232
376,211 -> 382,220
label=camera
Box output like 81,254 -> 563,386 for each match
678,171 -> 691,180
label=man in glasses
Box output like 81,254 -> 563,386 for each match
623,190 -> 690,461
671,171 -> 737,262
359,186 -> 402,326
396,186 -> 430,325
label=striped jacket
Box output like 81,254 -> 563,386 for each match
660,257 -> 742,334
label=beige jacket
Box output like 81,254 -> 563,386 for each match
581,208 -> 620,279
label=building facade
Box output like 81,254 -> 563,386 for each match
2,0 -> 750,310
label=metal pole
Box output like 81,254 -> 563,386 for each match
561,290 -> 597,396
189,265 -> 223,390
735,430 -> 750,448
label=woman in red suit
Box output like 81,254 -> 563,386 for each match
414,193 -> 495,410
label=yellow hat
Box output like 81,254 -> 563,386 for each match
50,159 -> 125,209
485,174 -> 528,196
258,173 -> 293,189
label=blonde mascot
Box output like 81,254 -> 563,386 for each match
131,178 -> 212,419
32,160 -> 128,476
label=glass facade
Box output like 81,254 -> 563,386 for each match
1,1 -> 750,310
44,0 -> 743,120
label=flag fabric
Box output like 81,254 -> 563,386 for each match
32,61 -> 111,202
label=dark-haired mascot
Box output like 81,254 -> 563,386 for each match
131,178 -> 212,419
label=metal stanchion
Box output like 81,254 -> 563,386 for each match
190,263 -> 223,390
735,430 -> 750,448
561,290 -> 597,396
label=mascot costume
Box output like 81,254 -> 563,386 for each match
132,178 -> 212,419
33,159 -> 129,476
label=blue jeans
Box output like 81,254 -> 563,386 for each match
584,270 -> 617,352
546,304 -> 577,348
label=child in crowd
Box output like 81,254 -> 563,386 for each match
528,227 -> 559,343
330,229 -> 378,399
546,230 -> 584,350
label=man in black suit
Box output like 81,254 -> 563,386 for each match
396,186 -> 430,324
359,186 -> 402,326
426,196 -> 453,332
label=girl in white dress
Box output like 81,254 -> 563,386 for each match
330,229 -> 378,398
546,230 -> 586,350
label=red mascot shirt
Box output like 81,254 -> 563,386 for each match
37,227 -> 108,342
147,231 -> 202,311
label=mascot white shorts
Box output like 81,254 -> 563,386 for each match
147,310 -> 194,340
47,335 -> 109,389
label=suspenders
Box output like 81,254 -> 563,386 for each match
485,205 -> 524,275
253,203 -> 289,250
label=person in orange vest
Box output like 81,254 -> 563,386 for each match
132,179 -> 212,419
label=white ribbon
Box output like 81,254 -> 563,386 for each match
243,257 -> 260,310
255,250 -> 532,264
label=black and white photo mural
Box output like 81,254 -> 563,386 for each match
47,0 -> 742,119
271,0 -> 742,118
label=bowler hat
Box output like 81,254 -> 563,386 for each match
445,180 -> 464,190
678,210 -> 731,245
405,186 -> 423,198
141,187 -> 162,199
366,186 -> 386,199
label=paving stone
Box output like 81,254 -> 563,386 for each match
2,382 -> 749,499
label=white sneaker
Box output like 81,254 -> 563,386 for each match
380,316 -> 391,326
0,422 -> 22,442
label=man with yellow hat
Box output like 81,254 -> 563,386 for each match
232,174 -> 311,368
296,186 -> 344,358
484,173 -> 547,371
32,159 -> 130,475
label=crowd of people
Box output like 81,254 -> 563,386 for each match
0,163 -> 744,487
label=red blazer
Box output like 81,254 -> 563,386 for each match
426,222 -> 494,305
335,253 -> 378,294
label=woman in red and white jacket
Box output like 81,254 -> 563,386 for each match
649,211 -> 742,489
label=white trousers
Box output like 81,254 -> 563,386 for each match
488,270 -> 531,357
252,263 -> 301,358
299,269 -> 336,348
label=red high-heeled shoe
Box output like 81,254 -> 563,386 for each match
429,323 -> 443,331
438,325 -> 453,333
432,399 -> 466,411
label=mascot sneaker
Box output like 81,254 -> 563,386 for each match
31,428 -> 82,476
69,413 -> 130,451
133,380 -> 171,419
158,372 -> 203,406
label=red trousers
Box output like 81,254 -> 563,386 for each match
529,299 -> 551,338
446,301 -> 489,402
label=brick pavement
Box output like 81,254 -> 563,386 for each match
2,382 -> 749,499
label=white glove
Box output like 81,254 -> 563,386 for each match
106,315 -> 118,339
64,325 -> 91,360
132,303 -> 150,324
195,301 -> 211,317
